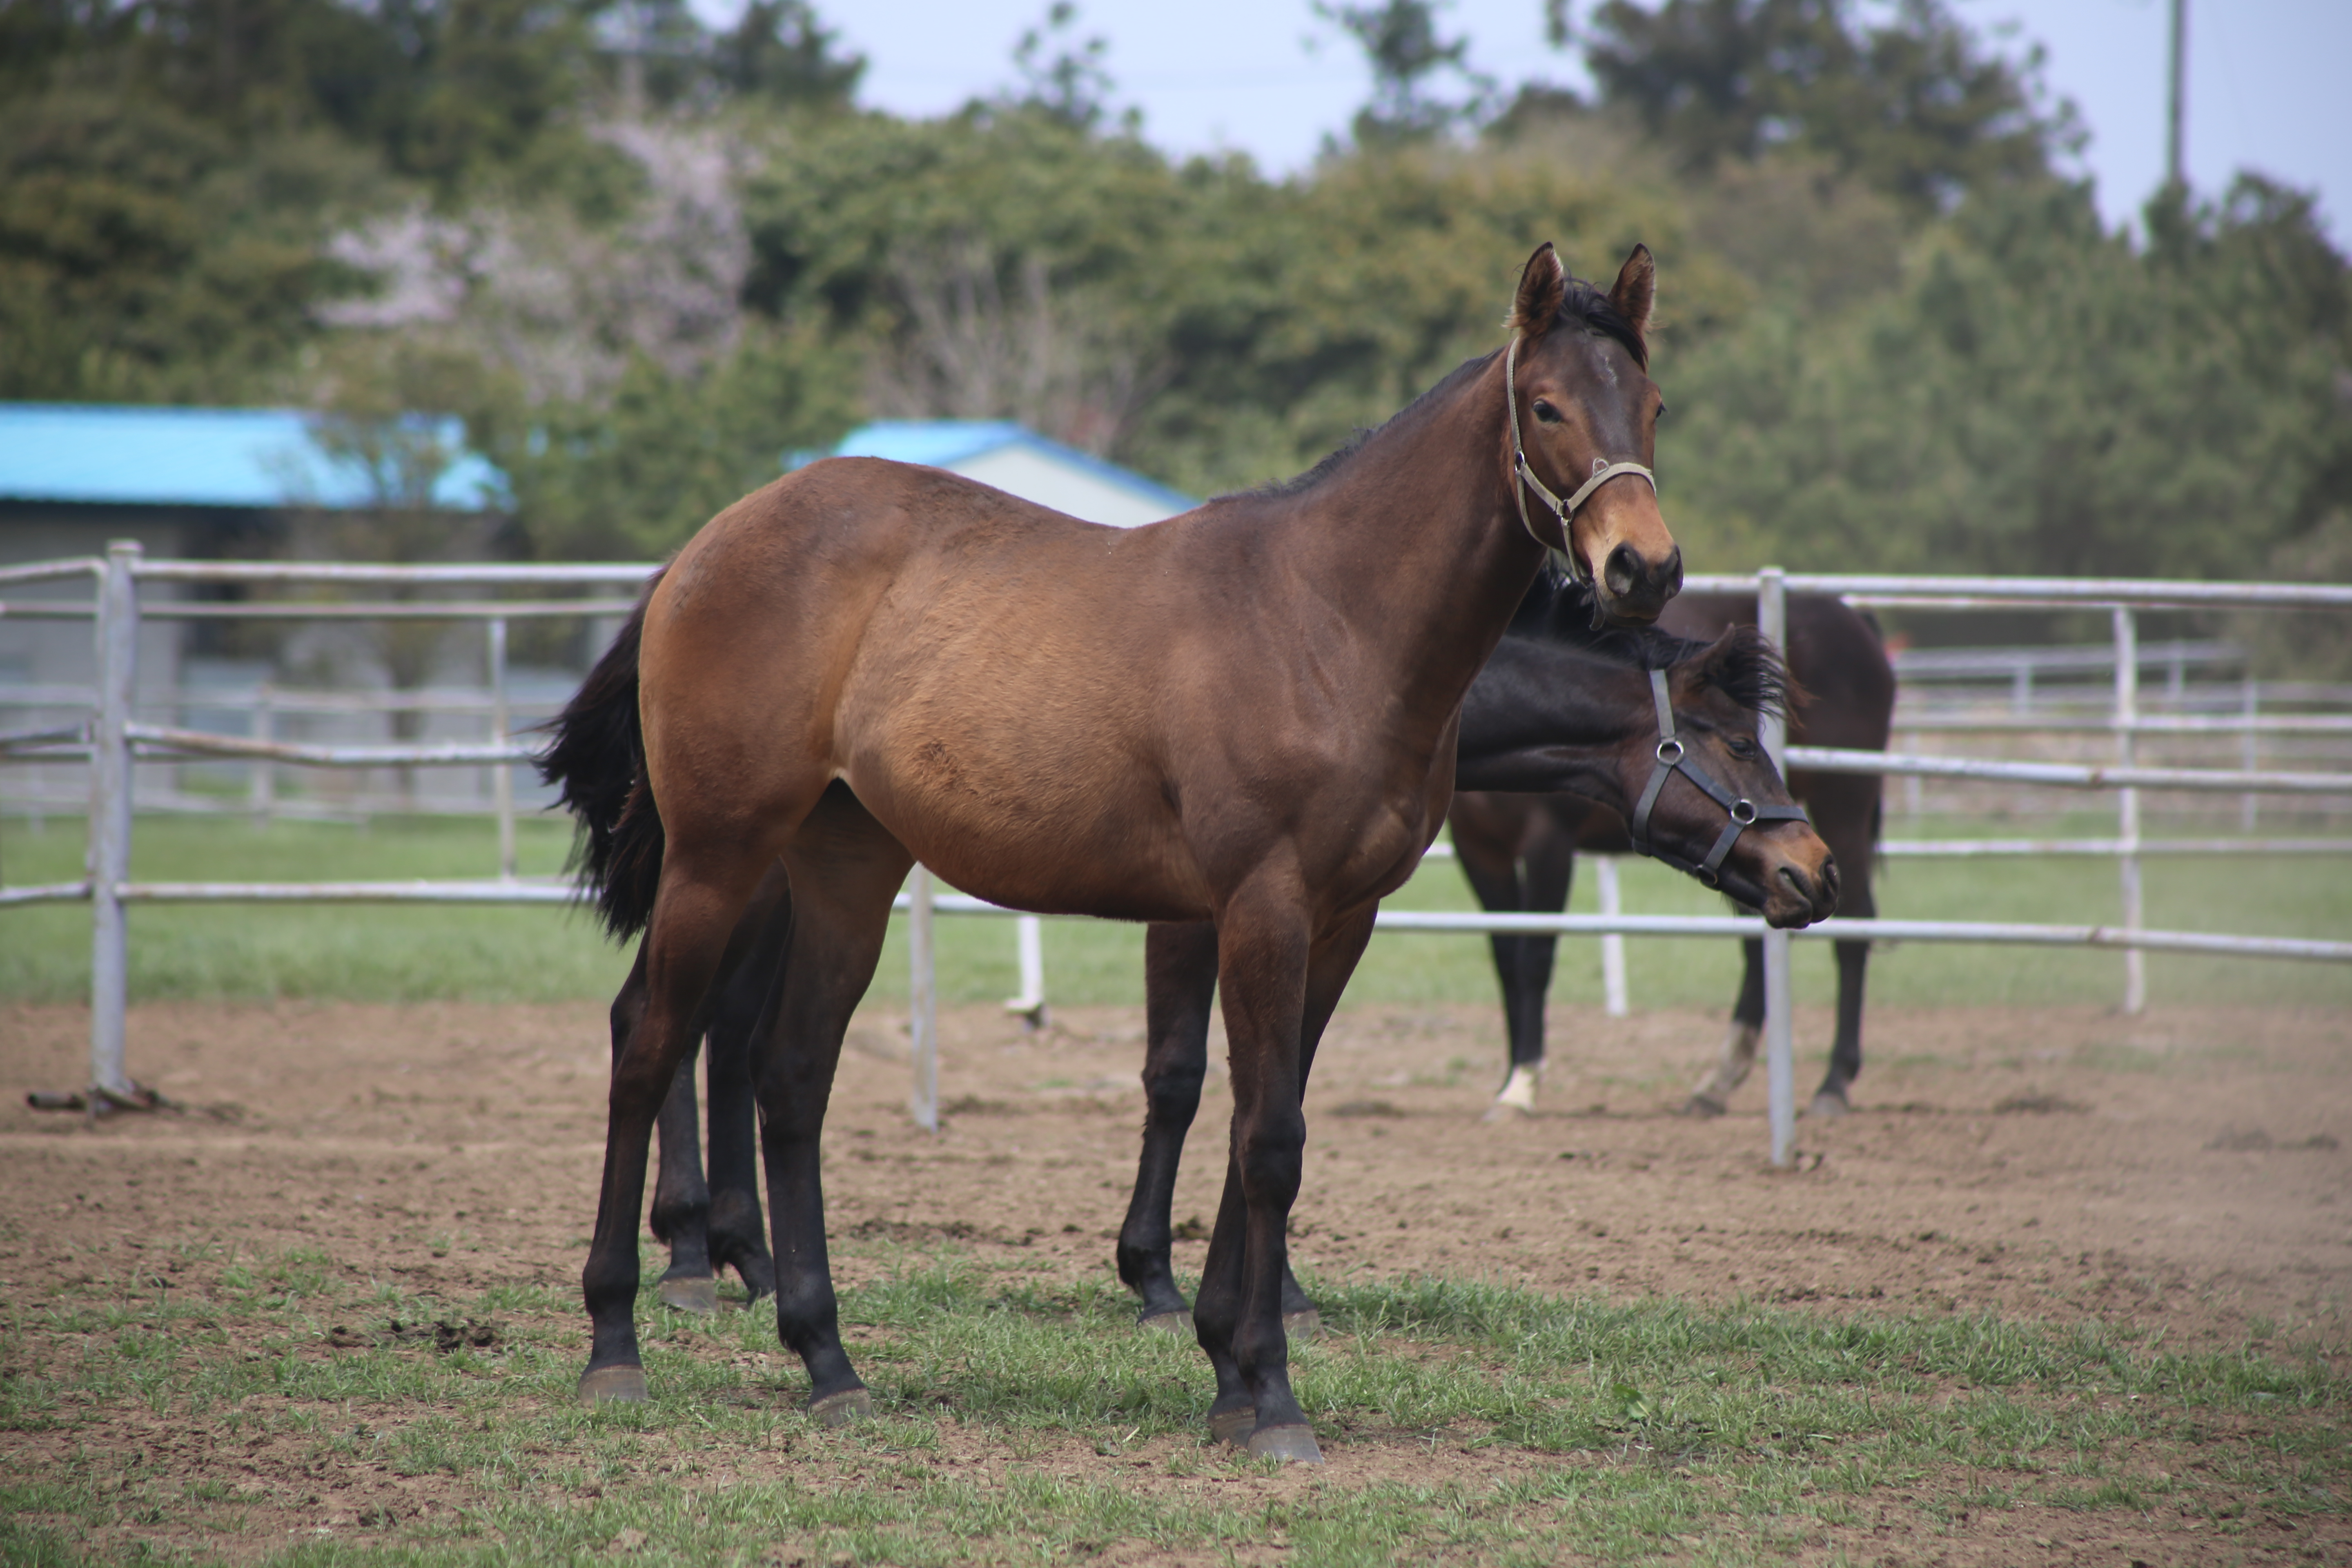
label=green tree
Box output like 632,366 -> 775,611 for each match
713,0 -> 863,110
1319,0 -> 1493,147
0,89 -> 372,401
1581,0 -> 2065,215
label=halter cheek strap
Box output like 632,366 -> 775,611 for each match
1628,668 -> 1811,889
1504,334 -> 1658,584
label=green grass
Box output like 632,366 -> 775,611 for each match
1,1238 -> 2343,1565
2,812 -> 2348,1008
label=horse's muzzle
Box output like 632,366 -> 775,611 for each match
1762,852 -> 1840,930
1599,543 -> 1683,623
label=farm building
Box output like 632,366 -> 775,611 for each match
813,420 -> 1196,528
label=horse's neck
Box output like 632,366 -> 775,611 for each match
1455,645 -> 1647,798
1267,361 -> 1542,722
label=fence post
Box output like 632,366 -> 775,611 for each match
488,616 -> 516,879
2240,676 -> 2258,833
248,683 -> 275,825
2114,606 -> 2145,1014
87,540 -> 141,1104
1595,856 -> 1629,1017
1757,566 -> 1795,1167
908,865 -> 939,1131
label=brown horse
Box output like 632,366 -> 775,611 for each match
1450,590 -> 1895,1120
566,575 -> 1835,1339
551,245 -> 1744,1463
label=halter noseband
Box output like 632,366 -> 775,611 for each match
1628,667 -> 1810,889
1504,334 -> 1657,584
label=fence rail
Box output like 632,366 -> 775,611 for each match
6,544 -> 2350,1167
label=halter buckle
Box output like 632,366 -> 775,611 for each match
1654,738 -> 1683,765
1731,799 -> 1757,825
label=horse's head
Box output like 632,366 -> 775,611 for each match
1632,628 -> 1839,929
1506,242 -> 1681,623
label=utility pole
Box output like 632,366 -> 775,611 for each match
2165,0 -> 2187,188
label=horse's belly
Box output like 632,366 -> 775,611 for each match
839,732 -> 1205,922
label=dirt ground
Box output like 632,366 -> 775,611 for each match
4,996 -> 2349,1565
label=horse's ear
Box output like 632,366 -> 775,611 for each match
1609,243 -> 1656,339
1510,242 -> 1567,339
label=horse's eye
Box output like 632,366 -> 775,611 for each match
1728,736 -> 1757,759
1532,399 -> 1562,424
1655,403 -> 1668,421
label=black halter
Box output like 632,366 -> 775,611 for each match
1627,668 -> 1809,888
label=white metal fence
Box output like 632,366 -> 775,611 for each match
6,546 -> 2350,1163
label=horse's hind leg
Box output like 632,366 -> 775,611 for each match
1120,921 -> 1218,1332
650,1046 -> 717,1313
1684,937 -> 1765,1117
580,842 -> 776,1405
1807,781 -> 1878,1118
706,946 -> 780,1302
614,944 -> 718,1311
648,865 -> 791,1310
1488,824 -> 1575,1121
1810,940 -> 1870,1118
752,787 -> 911,1424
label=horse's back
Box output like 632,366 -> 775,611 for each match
1658,591 -> 1893,750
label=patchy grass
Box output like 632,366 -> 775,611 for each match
0,1238 -> 2344,1565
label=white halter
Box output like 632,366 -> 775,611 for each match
1504,333 -> 1657,584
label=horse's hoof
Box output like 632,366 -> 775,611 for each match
1807,1090 -> 1851,1120
1208,1405 -> 1257,1446
1138,1310 -> 1194,1336
809,1388 -> 873,1428
1245,1424 -> 1325,1465
578,1365 -> 648,1407
1282,1309 -> 1323,1341
657,1275 -> 720,1314
1681,1092 -> 1727,1119
1480,1100 -> 1530,1123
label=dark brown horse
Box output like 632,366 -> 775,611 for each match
590,576 -> 1829,1337
546,245 -> 1782,1463
1451,591 -> 1894,1120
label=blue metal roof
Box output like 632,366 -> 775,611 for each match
0,403 -> 505,510
817,420 -> 1196,514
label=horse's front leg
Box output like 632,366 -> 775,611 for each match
1120,921 -> 1219,1331
1194,897 -> 1376,1464
1125,922 -> 1327,1341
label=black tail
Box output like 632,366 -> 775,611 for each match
537,572 -> 666,941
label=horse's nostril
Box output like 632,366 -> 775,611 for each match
1604,543 -> 1639,598
1657,545 -> 1683,599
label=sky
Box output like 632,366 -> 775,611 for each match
705,0 -> 2350,245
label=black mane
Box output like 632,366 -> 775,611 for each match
1509,575 -> 1786,718
1234,351 -> 1499,502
